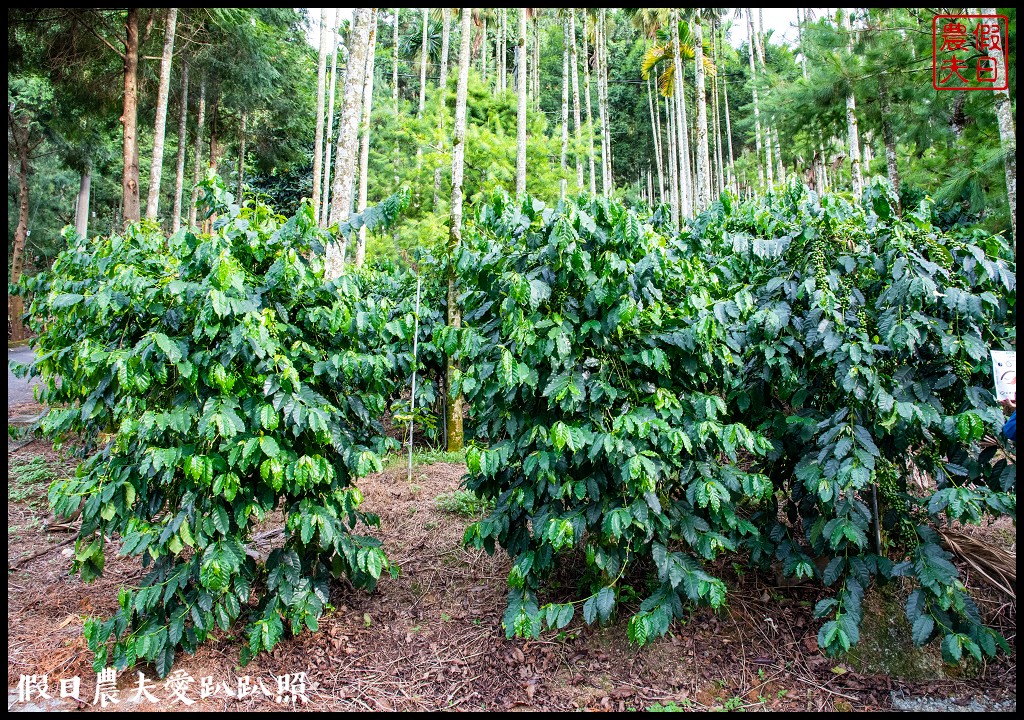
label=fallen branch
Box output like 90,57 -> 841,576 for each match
8,536 -> 76,571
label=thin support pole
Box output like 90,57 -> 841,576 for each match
408,274 -> 422,482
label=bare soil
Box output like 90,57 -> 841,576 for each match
6,436 -> 1016,712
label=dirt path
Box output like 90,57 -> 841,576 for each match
7,347 -> 39,410
6,440 -> 1017,712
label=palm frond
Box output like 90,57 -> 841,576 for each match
658,64 -> 675,97
641,44 -> 669,80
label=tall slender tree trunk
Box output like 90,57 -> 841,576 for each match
312,8 -> 330,220
498,9 -> 506,94
145,7 -> 177,221
560,20 -> 570,199
671,9 -> 690,217
879,78 -> 900,212
446,7 -> 472,453
392,8 -> 400,108
721,38 -> 736,194
204,99 -> 220,234
326,8 -> 371,277
840,8 -> 863,200
433,8 -> 452,209
569,10 -> 583,190
532,14 -> 540,109
171,59 -> 189,234
748,9 -> 773,191
711,22 -> 725,196
773,126 -> 784,184
322,10 -> 341,227
583,13 -> 597,195
187,79 -> 206,230
237,110 -> 246,198
746,12 -> 765,191
648,75 -> 665,206
666,93 -> 679,226
76,163 -> 92,239
797,7 -> 808,80
9,113 -> 30,341
480,17 -> 487,80
515,8 -> 527,196
693,17 -> 711,212
418,8 -> 428,116
438,8 -> 451,91
208,100 -> 221,174
597,10 -> 611,195
598,12 -> 606,191
355,10 -> 378,268
982,6 -> 1015,242
121,8 -> 141,225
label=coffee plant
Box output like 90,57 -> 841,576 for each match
459,191 -> 775,644
692,180 -> 1015,663
458,181 -> 1014,665
14,178 -> 407,675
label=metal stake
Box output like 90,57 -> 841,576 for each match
408,273 -> 421,483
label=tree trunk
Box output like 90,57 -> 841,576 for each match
312,8 -> 330,220
711,22 -> 725,196
878,77 -> 900,214
746,11 -> 765,191
9,112 -> 30,341
145,7 -> 177,221
671,9 -> 690,217
438,8 -> 451,91
480,17 -> 487,80
498,9 -> 506,94
418,8 -> 428,116
648,75 -> 664,206
322,9 -> 341,227
797,7 -> 808,80
982,6 -> 1015,243
237,110 -> 246,199
208,100 -> 221,174
515,8 -> 527,196
326,7 -> 371,278
204,99 -> 220,234
171,58 -> 189,234
122,8 -> 141,226
560,20 -> 569,199
532,14 -> 540,109
748,9 -> 773,191
355,9 -> 378,268
721,36 -> 736,194
76,163 -> 92,239
840,8 -> 863,200
446,7 -> 472,453
188,79 -> 206,230
601,10 -> 614,192
583,13 -> 597,196
597,10 -> 610,196
773,126 -> 784,185
693,17 -> 710,212
569,10 -> 583,190
432,8 -> 451,208
666,93 -> 679,226
392,8 -> 399,108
